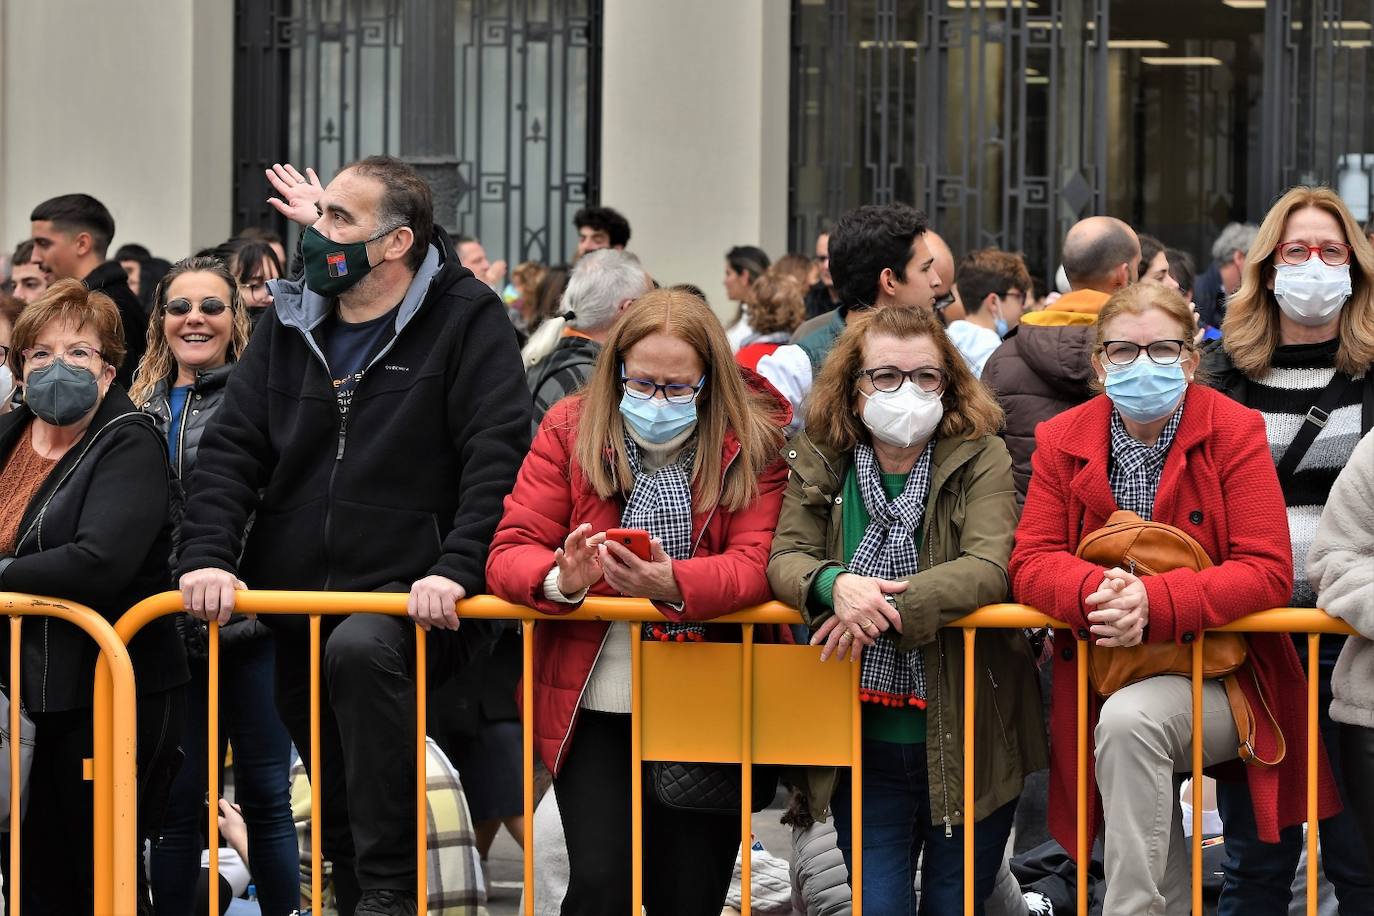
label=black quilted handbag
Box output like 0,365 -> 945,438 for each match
649,762 -> 779,816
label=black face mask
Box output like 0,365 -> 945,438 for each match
24,359 -> 100,426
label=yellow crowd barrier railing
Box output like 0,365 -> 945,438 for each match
107,591 -> 862,916
1,593 -> 141,916
953,605 -> 1358,916
92,591 -> 1356,916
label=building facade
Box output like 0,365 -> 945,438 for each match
2,0 -> 1369,294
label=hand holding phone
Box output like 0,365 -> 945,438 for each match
605,528 -> 653,562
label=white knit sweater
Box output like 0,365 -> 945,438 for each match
1308,428 -> 1374,728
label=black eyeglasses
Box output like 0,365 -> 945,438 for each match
856,366 -> 946,393
621,375 -> 706,404
1101,339 -> 1188,367
0,344 -> 9,364
164,297 -> 230,317
932,293 -> 956,313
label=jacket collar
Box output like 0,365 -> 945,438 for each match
785,428 -> 989,496
1062,386 -> 1216,521
269,239 -> 444,336
152,361 -> 236,401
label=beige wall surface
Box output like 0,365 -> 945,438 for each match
0,0 -> 233,262
600,0 -> 790,320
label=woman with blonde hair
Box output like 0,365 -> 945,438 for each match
1016,282 -> 1338,915
486,288 -> 789,915
1203,188 -> 1374,912
132,256 -> 300,916
768,305 -> 1046,915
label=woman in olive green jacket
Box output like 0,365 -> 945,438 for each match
767,305 -> 1047,916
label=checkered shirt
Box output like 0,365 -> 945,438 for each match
1107,399 -> 1185,520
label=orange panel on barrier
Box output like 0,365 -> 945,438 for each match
639,641 -> 857,766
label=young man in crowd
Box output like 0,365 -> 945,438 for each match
178,155 -> 529,916
572,205 -> 631,259
9,240 -> 50,306
29,193 -> 147,385
946,248 -> 1033,377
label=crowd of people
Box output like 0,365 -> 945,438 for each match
0,155 -> 1372,916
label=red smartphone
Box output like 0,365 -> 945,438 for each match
605,528 -> 653,561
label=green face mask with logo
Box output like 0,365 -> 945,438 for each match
301,224 -> 401,298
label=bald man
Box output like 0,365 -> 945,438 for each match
983,216 -> 1140,501
926,231 -> 966,324
761,203 -> 943,431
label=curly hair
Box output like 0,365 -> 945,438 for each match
805,306 -> 1003,450
746,272 -> 806,337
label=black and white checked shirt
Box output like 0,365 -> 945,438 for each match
1107,400 -> 1184,520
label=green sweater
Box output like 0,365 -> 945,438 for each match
809,465 -> 926,744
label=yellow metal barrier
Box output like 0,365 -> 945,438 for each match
952,605 -> 1358,916
1,593 -> 141,916
111,591 -> 862,916
106,591 -> 1355,916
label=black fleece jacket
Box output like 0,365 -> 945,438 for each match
85,261 -> 149,388
0,388 -> 189,711
176,226 -> 532,600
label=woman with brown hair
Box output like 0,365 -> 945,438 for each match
768,305 -> 1046,915
0,279 -> 188,913
1015,283 -> 1338,915
735,270 -> 806,371
1203,187 -> 1374,912
486,288 -> 789,915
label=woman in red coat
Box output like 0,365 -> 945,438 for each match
1010,283 -> 1339,915
486,288 -> 788,916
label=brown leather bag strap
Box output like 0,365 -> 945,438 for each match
1224,669 -> 1286,769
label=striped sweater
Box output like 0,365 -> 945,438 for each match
1243,339 -> 1368,606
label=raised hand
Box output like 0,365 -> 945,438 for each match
554,523 -> 605,596
266,162 -> 325,227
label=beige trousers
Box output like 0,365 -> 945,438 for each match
1095,675 -> 1238,916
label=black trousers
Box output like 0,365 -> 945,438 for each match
554,710 -> 741,916
1,686 -> 185,915
1343,722 -> 1374,875
270,612 -> 491,915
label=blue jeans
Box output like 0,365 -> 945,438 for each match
1216,648 -> 1374,915
830,739 -> 1018,916
151,633 -> 299,916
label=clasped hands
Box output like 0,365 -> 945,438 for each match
554,523 -> 683,604
1086,566 -> 1149,647
811,573 -> 907,662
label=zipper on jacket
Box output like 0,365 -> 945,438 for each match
174,380 -> 196,478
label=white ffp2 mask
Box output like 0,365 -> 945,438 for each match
1274,259 -> 1351,327
860,382 -> 944,449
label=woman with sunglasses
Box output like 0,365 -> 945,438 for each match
1012,283 -> 1339,915
487,288 -> 789,915
1201,186 -> 1374,914
131,257 -> 300,916
768,306 -> 1047,915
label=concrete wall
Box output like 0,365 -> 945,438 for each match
600,0 -> 790,319
0,0 -> 233,261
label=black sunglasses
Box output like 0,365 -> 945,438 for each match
164,297 -> 230,317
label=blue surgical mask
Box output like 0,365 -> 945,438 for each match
1103,357 -> 1187,423
994,316 -> 1010,338
619,391 -> 699,443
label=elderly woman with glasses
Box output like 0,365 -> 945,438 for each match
127,257 -> 300,916
1200,185 -> 1374,914
0,279 -> 188,913
487,288 -> 789,916
1012,282 -> 1341,915
768,305 -> 1047,916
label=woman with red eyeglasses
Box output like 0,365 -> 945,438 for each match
1202,186 -> 1374,915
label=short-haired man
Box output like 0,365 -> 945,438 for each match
983,215 -> 1140,501
573,205 -> 631,259
1193,221 -> 1258,330
454,234 -> 507,292
758,203 -> 943,429
526,248 -> 649,433
30,193 -> 147,385
10,240 -> 50,306
946,249 -> 1032,377
178,156 -> 530,916
804,229 -> 840,319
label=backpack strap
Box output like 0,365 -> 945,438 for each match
1224,667 -> 1285,769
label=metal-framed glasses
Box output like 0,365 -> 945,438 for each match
856,365 -> 945,393
621,375 -> 706,404
21,345 -> 106,370
164,297 -> 230,317
1101,340 -> 1187,367
1276,240 -> 1352,267
932,292 -> 956,314
0,344 -> 9,365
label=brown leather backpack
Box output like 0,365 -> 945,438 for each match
1076,510 -> 1283,768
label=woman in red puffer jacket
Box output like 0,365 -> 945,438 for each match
486,287 -> 788,916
